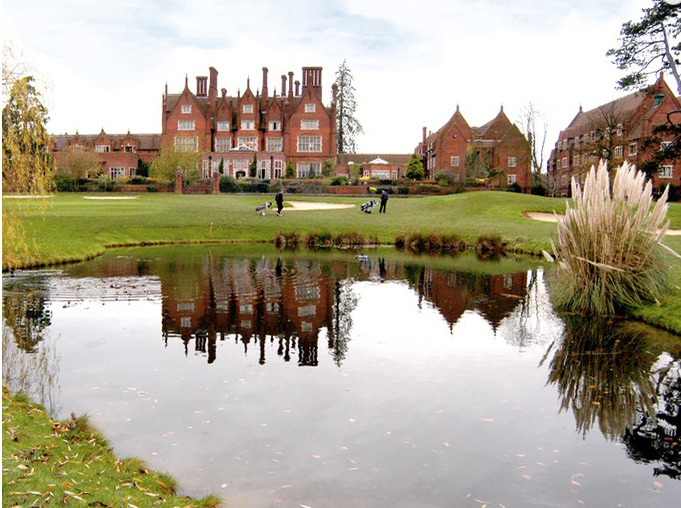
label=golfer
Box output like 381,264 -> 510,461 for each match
275,190 -> 284,216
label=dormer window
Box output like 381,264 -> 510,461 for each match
124,144 -> 135,153
217,121 -> 230,131
243,104 -> 254,114
304,103 -> 315,113
95,145 -> 110,153
181,105 -> 192,114
654,94 -> 665,107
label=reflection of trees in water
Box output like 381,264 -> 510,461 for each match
2,284 -> 52,353
543,317 -> 657,440
542,314 -> 681,479
329,278 -> 357,366
2,325 -> 60,416
2,276 -> 60,414
622,354 -> 681,479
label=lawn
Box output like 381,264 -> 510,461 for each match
3,190 -> 681,333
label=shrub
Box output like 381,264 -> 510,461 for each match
335,231 -> 366,247
96,176 -> 116,192
475,233 -> 508,259
305,231 -> 335,249
547,161 -> 677,315
506,182 -> 522,193
397,186 -> 410,195
129,176 -> 147,185
531,184 -> 547,196
219,176 -> 240,193
330,176 -> 348,186
146,185 -> 157,193
273,231 -> 300,249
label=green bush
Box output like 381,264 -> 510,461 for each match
130,176 -> 147,185
220,176 -> 241,193
96,176 -> 116,192
506,182 -> 522,193
397,186 -> 410,195
330,176 -> 348,186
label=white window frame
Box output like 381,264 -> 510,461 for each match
268,120 -> 281,131
304,103 -> 316,113
238,137 -> 258,151
659,165 -> 673,178
507,174 -> 517,185
215,137 -> 231,152
450,156 -> 460,167
300,119 -> 319,130
297,161 -> 321,178
629,143 -> 637,156
174,136 -> 198,152
297,136 -> 322,152
661,141 -> 672,151
508,157 -> 517,168
110,167 -> 125,179
124,144 -> 135,153
178,120 -> 195,131
240,120 -> 255,131
217,121 -> 230,131
95,145 -> 110,153
614,146 -> 623,158
181,105 -> 192,114
266,137 -> 283,152
242,104 -> 254,113
272,159 -> 284,179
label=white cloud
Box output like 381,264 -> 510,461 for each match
3,0 -> 658,162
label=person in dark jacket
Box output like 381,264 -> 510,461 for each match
379,189 -> 389,213
275,190 -> 284,216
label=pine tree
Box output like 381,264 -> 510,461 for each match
405,153 -> 424,180
607,0 -> 681,94
334,60 -> 363,154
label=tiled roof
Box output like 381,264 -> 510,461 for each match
51,133 -> 162,151
336,153 -> 412,165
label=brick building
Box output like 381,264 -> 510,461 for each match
548,73 -> 681,197
416,105 -> 532,192
162,65 -> 337,179
335,153 -> 412,180
51,130 -> 161,179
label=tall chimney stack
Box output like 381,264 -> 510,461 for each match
288,71 -> 294,98
281,75 -> 287,98
295,80 -> 300,96
262,67 -> 269,101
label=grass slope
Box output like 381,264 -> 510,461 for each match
2,388 -> 221,508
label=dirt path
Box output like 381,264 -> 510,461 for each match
524,211 -> 681,235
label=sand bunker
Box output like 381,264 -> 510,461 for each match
83,196 -> 138,200
524,211 -> 680,235
285,201 -> 355,211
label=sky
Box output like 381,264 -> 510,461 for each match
2,0 -> 661,165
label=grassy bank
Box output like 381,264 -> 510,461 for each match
2,387 -> 221,507
3,191 -> 680,332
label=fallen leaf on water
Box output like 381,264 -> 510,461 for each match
443,442 -> 450,448
653,481 -> 663,488
481,418 -> 495,422
571,480 -> 582,486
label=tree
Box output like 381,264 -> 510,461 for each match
150,148 -> 201,183
334,60 -> 364,153
322,158 -> 335,177
607,0 -> 681,95
2,76 -> 53,194
285,161 -> 295,179
249,152 -> 257,178
137,158 -> 150,177
465,145 -> 489,181
518,102 -> 547,176
405,153 -> 424,180
56,146 -> 102,179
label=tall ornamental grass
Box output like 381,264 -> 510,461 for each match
548,160 -> 677,315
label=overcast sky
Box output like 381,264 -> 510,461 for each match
3,0 -> 660,163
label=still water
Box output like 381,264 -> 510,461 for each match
2,245 -> 680,507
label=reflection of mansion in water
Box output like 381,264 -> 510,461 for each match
157,255 -> 529,365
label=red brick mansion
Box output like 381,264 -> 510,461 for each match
548,74 -> 681,196
416,106 -> 532,192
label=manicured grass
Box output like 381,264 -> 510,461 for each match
2,387 -> 221,508
4,191 -> 681,332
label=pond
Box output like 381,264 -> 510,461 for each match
3,245 -> 680,507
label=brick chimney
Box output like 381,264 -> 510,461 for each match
281,75 -> 287,97
262,67 -> 269,101
295,80 -> 300,96
288,71 -> 294,98
302,67 -> 322,96
196,76 -> 208,97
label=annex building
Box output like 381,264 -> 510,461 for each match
548,73 -> 681,196
416,105 -> 532,192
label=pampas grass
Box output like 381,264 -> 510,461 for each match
548,160 -> 676,315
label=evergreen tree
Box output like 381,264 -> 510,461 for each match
607,0 -> 681,94
405,153 -> 424,180
250,153 -> 257,178
334,60 -> 364,154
